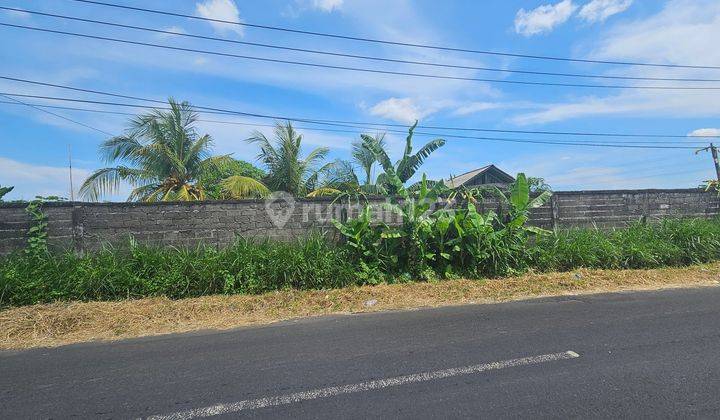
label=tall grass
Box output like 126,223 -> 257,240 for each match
2,219 -> 719,308
533,219 -> 720,271
0,235 -> 356,307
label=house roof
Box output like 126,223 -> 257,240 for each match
444,165 -> 515,188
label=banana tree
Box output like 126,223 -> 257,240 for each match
501,173 -> 552,234
362,121 -> 445,195
379,174 -> 447,276
0,185 -> 13,201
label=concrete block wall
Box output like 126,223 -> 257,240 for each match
1,189 -> 718,255
551,189 -> 720,229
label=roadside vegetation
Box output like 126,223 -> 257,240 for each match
1,217 -> 719,308
2,99 -> 719,310
3,263 -> 720,350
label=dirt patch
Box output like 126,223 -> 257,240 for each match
2,264 -> 720,350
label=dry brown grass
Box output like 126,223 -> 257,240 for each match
2,263 -> 720,350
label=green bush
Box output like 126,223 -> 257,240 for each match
333,173 -> 552,279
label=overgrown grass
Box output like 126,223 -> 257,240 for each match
0,235 -> 358,307
534,219 -> 720,271
1,219 -> 720,308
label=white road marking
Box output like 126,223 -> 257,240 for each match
147,350 -> 579,419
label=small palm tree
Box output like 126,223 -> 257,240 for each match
247,121 -> 331,196
318,134 -> 386,195
80,99 -> 268,201
353,133 -> 385,186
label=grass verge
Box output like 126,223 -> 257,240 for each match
2,263 -> 719,350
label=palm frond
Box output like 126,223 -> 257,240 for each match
99,135 -> 147,163
246,130 -> 278,165
352,133 -> 383,185
82,99 -> 224,202
221,176 -> 270,199
127,183 -> 163,202
361,134 -> 394,175
323,159 -> 360,188
79,166 -> 151,202
184,134 -> 213,168
306,187 -> 342,198
302,146 -> 330,168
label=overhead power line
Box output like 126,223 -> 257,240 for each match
0,92 -> 703,149
2,100 -> 702,182
1,75 -> 717,139
4,22 -> 720,92
619,167 -> 710,181
1,99 -> 705,147
0,93 -> 112,136
0,98 -> 416,139
3,6 -> 719,84
69,0 -> 720,71
7,98 -> 701,182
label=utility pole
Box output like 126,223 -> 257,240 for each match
711,143 -> 720,183
68,144 -> 75,202
696,143 -> 720,183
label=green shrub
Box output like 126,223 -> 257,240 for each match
333,173 -> 551,279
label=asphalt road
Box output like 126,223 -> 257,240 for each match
2,286 -> 720,419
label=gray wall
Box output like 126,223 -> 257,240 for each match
1,189 -> 718,255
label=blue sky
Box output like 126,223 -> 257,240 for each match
1,0 -> 719,200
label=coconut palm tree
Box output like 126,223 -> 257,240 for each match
246,121 -> 331,196
80,99 -> 268,201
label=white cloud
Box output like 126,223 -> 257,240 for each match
453,102 -> 502,116
312,0 -> 343,12
578,0 -> 633,23
688,128 -> 720,137
510,96 -> 638,125
590,0 -> 720,65
498,149 -> 709,190
368,98 -> 436,124
514,0 -> 577,36
195,0 -> 244,36
4,9 -> 31,19
0,157 -> 91,201
5,0 -> 500,138
156,26 -> 187,39
511,0 -> 720,124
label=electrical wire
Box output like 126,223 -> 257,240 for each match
3,6 -> 719,84
0,93 -> 113,136
2,75 -> 718,139
1,98 -> 703,184
0,92 -> 705,149
1,99 -> 708,147
69,0 -> 720,71
4,22 -> 720,91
